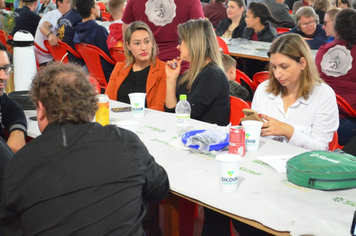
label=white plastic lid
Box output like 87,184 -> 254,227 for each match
97,94 -> 109,103
13,30 -> 34,42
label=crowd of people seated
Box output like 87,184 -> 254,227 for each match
1,0 -> 356,234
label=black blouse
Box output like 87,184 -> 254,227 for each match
117,66 -> 150,106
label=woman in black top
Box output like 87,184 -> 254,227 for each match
242,2 -> 285,42
165,19 -> 230,126
215,0 -> 246,39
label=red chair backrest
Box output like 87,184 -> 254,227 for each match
329,132 -> 344,151
34,42 -> 50,54
216,36 -> 229,54
0,30 -> 13,53
336,94 -> 356,118
89,76 -> 101,94
44,40 -> 82,63
230,96 -> 251,126
235,69 -> 256,92
253,71 -> 269,89
98,2 -> 106,11
110,47 -> 125,63
75,43 -> 116,90
101,11 -> 112,21
276,27 -> 290,34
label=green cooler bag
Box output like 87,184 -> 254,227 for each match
286,150 -> 356,190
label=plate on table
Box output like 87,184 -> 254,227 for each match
181,130 -> 229,151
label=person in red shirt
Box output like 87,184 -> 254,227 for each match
203,0 -> 227,28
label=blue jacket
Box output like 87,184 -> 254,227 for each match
281,24 -> 327,49
74,20 -> 114,82
57,9 -> 84,65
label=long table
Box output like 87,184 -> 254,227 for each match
25,101 -> 355,236
225,38 -> 318,61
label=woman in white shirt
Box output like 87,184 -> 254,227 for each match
252,33 -> 339,150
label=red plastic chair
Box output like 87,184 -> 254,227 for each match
276,27 -> 291,34
75,43 -> 116,90
235,69 -> 256,92
44,40 -> 82,63
216,36 -> 229,54
230,96 -> 251,126
101,11 -> 112,21
252,71 -> 269,89
34,42 -> 51,69
89,76 -> 101,94
98,2 -> 106,11
110,47 -> 125,62
336,94 -> 356,118
328,94 -> 356,150
0,30 -> 13,53
329,132 -> 344,151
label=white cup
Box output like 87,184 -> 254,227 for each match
128,93 -> 146,118
116,120 -> 139,133
241,120 -> 263,151
216,154 -> 242,192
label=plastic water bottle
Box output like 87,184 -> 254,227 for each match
176,94 -> 191,135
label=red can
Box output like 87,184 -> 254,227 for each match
229,126 -> 245,156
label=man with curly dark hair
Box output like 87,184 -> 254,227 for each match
0,62 -> 170,236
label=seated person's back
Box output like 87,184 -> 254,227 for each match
74,0 -> 114,82
0,62 -> 170,236
11,0 -> 41,37
315,8 -> 356,145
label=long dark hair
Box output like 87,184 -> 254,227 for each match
248,2 -> 288,26
334,8 -> 356,49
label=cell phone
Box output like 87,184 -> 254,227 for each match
240,109 -> 266,123
111,107 -> 131,112
351,211 -> 356,235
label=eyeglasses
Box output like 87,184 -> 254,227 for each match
178,37 -> 182,46
323,20 -> 334,26
300,20 -> 316,28
0,64 -> 14,75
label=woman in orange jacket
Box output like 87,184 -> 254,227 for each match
106,21 -> 166,111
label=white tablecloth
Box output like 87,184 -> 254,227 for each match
25,100 -> 355,236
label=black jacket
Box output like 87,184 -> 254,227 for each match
0,93 -> 27,141
241,22 -> 278,42
0,122 -> 169,236
215,16 -> 246,38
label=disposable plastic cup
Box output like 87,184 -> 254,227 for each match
128,93 -> 146,118
241,120 -> 263,151
116,120 -> 139,133
216,154 -> 242,192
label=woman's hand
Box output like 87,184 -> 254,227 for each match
165,57 -> 182,84
259,113 -> 294,140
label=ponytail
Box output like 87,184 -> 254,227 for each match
249,2 -> 289,26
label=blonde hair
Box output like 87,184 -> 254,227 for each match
124,21 -> 158,68
221,53 -> 236,73
178,19 -> 224,90
266,33 -> 323,99
108,0 -> 126,18
313,0 -> 331,12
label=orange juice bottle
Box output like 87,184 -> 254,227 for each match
96,94 -> 109,126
